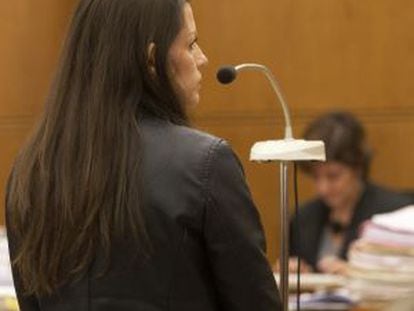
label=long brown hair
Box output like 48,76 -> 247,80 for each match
6,0 -> 187,297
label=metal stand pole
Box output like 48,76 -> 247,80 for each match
279,161 -> 290,311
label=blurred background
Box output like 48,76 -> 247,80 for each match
1,0 -> 414,265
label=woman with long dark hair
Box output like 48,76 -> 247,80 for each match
5,0 -> 281,310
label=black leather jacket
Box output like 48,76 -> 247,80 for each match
8,118 -> 281,311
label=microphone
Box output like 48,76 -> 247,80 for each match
217,66 -> 237,84
217,63 -> 326,311
216,63 -> 326,162
217,64 -> 293,139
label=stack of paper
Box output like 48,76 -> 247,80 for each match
347,205 -> 414,303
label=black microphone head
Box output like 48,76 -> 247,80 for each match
217,66 -> 237,84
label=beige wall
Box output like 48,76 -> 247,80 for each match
1,1 -> 414,263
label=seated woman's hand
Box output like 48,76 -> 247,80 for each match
273,257 -> 313,273
317,256 -> 348,275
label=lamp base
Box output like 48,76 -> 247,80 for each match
250,139 -> 326,162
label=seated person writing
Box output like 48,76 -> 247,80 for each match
288,111 -> 413,275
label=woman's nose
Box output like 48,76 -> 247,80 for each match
197,46 -> 208,68
316,179 -> 331,196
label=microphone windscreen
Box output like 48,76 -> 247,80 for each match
217,66 -> 237,84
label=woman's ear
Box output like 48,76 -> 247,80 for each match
147,42 -> 156,76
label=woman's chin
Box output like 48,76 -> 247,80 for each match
323,197 -> 343,209
185,93 -> 200,109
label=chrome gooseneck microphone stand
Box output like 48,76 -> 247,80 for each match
217,63 -> 326,311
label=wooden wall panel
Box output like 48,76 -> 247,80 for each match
192,0 -> 414,263
0,1 -> 75,224
193,0 -> 414,116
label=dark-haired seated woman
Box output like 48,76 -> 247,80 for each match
5,0 -> 281,310
289,112 -> 413,275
